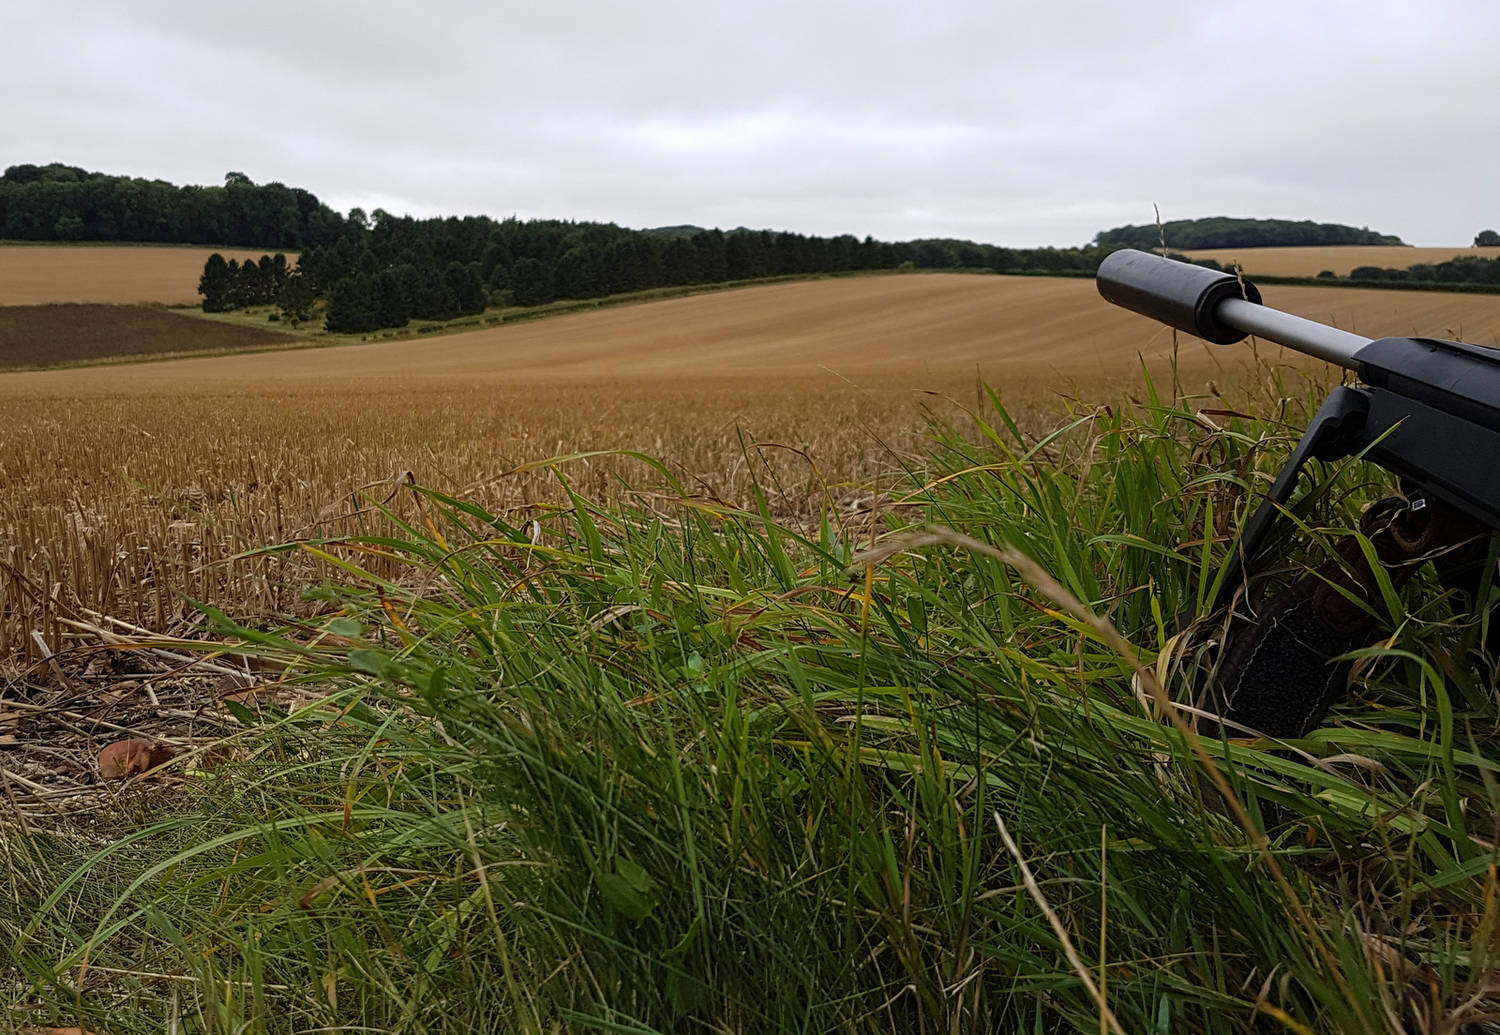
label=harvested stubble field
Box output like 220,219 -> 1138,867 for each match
0,303 -> 294,368
4,272 -> 1500,662
1183,243 -> 1500,277
0,244 -> 296,305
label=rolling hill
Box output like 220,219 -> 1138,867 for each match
4,273 -> 1498,396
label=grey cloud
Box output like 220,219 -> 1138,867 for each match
6,0 -> 1498,246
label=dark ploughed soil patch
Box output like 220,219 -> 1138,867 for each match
0,304 -> 294,368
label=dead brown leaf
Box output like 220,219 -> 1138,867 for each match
97,738 -> 176,780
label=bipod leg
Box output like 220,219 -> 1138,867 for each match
1213,386 -> 1370,611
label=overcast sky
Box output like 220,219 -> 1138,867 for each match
6,0 -> 1497,247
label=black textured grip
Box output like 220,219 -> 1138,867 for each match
1208,498 -> 1489,739
1213,579 -> 1364,739
1096,249 -> 1262,345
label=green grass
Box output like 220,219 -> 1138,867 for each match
5,372 -> 1500,1033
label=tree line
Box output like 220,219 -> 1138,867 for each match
203,211 -> 1118,333
197,253 -> 293,312
1345,254 -> 1500,287
0,164 -> 348,248
1094,217 -> 1406,250
1188,253 -> 1500,293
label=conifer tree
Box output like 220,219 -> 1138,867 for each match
509,257 -> 554,306
198,253 -> 235,312
277,272 -> 316,324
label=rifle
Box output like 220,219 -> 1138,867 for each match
1096,248 -> 1499,738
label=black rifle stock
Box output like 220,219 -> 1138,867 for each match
1096,248 -> 1500,737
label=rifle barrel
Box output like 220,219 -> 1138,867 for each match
1217,298 -> 1368,370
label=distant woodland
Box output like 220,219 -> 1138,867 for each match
1340,256 -> 1500,287
10,163 -> 1473,331
1,163 -> 1124,332
0,164 -> 347,248
1094,217 -> 1405,250
276,219 -> 1119,333
1190,253 -> 1500,290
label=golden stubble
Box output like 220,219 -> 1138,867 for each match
5,273 -> 1498,660
1183,244 -> 1500,278
0,245 -> 298,306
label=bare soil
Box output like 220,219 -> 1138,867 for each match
0,304 -> 294,368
